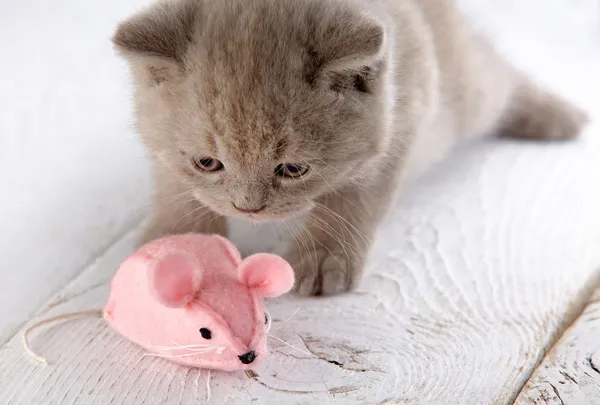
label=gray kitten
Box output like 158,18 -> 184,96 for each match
113,0 -> 588,295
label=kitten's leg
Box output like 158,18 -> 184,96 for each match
499,79 -> 588,140
140,167 -> 227,245
286,181 -> 393,296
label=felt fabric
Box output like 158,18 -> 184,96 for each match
103,233 -> 294,371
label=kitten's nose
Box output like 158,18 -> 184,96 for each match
238,350 -> 256,364
232,202 -> 266,214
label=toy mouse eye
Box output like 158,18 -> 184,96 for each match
264,311 -> 273,333
199,328 -> 212,339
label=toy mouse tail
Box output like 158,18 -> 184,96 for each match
22,308 -> 105,365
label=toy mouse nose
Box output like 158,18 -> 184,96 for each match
238,350 -> 256,364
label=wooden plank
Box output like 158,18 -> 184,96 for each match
515,289 -> 600,405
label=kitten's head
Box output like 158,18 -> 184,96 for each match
113,0 -> 394,220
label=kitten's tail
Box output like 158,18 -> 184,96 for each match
498,78 -> 589,141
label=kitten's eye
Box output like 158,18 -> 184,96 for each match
328,65 -> 374,94
191,157 -> 224,172
275,163 -> 309,178
199,328 -> 212,339
353,73 -> 369,93
264,312 -> 269,325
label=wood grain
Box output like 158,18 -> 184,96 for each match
515,289 -> 600,405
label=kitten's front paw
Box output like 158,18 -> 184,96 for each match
286,247 -> 363,296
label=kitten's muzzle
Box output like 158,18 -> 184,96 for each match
232,202 -> 266,214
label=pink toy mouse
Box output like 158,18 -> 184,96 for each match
103,233 -> 295,371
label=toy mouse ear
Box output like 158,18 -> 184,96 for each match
238,254 -> 295,297
148,252 -> 202,308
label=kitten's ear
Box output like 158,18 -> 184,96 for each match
112,0 -> 199,85
309,11 -> 387,93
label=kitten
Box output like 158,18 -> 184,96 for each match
112,0 -> 588,296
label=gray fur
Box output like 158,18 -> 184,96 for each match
113,0 -> 588,295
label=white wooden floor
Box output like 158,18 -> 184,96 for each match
2,0 -> 600,404
516,289 -> 600,404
